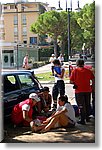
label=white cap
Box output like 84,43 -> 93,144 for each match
52,54 -> 55,57
29,93 -> 40,102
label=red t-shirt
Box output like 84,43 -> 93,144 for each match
11,99 -> 34,126
70,67 -> 95,93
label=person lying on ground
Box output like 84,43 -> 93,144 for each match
30,95 -> 76,133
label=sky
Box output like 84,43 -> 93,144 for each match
0,0 -> 94,11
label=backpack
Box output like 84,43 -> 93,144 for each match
72,105 -> 80,117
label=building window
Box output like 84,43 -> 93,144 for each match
10,5 -> 15,9
3,6 -> 7,10
14,15 -> 18,25
22,26 -> 27,36
30,37 -> 37,45
14,26 -> 18,36
22,14 -> 26,25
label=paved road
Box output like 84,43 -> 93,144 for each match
41,83 -> 77,106
33,59 -> 94,74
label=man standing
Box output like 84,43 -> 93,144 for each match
58,54 -> 64,66
49,54 -> 56,76
70,59 -> 95,125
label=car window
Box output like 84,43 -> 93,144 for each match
18,74 -> 35,89
3,75 -> 20,93
7,76 -> 16,84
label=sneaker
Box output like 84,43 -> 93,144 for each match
77,120 -> 86,125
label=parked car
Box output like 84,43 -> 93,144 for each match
80,54 -> 87,60
2,70 -> 43,120
91,54 -> 95,60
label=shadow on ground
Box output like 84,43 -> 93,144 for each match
2,118 -> 95,143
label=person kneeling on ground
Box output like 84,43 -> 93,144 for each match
30,95 -> 76,133
11,93 -> 40,127
36,87 -> 52,116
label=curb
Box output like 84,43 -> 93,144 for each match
40,80 -> 70,84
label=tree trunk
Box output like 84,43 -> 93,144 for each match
53,36 -> 58,58
61,40 -> 65,55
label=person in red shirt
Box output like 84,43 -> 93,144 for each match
11,93 -> 40,126
70,59 -> 95,125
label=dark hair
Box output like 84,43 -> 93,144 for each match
53,59 -> 61,65
42,87 -> 50,92
76,59 -> 84,67
58,95 -> 68,103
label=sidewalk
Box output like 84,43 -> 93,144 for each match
3,118 -> 95,143
33,63 -> 51,74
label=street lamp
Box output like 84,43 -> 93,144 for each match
15,4 -> 25,70
15,4 -> 19,70
66,0 -> 81,62
66,0 -> 72,62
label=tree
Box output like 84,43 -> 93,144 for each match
31,10 -> 64,57
77,2 -> 95,53
70,12 -> 84,54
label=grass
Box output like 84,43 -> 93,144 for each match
35,70 -> 69,82
35,72 -> 54,81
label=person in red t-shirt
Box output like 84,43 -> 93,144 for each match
70,59 -> 95,125
11,93 -> 40,126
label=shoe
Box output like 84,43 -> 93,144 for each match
86,118 -> 90,122
77,120 -> 86,125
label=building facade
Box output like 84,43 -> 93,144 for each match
1,0 -> 48,68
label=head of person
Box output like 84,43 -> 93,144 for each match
60,54 -> 63,57
58,95 -> 68,106
25,54 -> 28,57
76,59 -> 84,67
42,87 -> 50,95
69,61 -> 72,65
29,93 -> 40,105
51,54 -> 55,57
53,59 -> 61,66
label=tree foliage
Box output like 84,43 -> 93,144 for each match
77,1 -> 95,53
31,10 -> 64,56
30,2 -> 95,58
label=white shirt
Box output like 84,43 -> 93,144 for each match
49,57 -> 56,66
23,56 -> 28,65
58,56 -> 64,63
56,103 -> 76,123
22,104 -> 30,111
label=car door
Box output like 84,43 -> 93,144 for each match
3,72 -> 41,119
3,74 -> 22,118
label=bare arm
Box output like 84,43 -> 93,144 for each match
45,108 -> 67,123
22,110 -> 32,122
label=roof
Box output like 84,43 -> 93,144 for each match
2,69 -> 34,76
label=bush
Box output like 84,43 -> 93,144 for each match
32,61 -> 49,68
